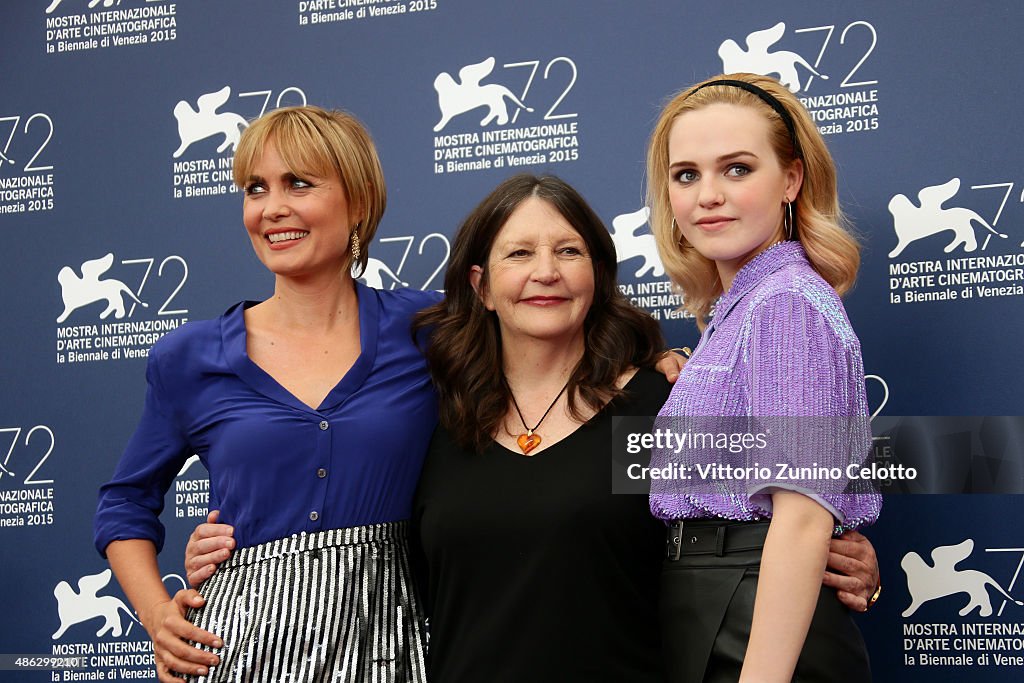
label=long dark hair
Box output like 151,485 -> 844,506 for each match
414,174 -> 664,452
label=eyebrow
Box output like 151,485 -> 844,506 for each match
669,150 -> 759,170
496,234 -> 584,248
244,170 -> 320,184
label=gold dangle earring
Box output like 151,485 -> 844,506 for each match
349,226 -> 363,277
350,227 -> 361,263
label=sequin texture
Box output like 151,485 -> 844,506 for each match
183,521 -> 426,683
651,241 -> 881,531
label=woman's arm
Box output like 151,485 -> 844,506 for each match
747,291 -> 881,614
106,540 -> 221,683
739,491 -> 835,683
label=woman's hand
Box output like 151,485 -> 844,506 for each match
105,539 -> 223,683
185,510 -> 235,588
824,529 -> 881,611
142,591 -> 221,683
655,348 -> 690,383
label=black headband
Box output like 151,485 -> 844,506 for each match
689,79 -> 802,159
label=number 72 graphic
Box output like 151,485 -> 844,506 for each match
0,426 -> 55,485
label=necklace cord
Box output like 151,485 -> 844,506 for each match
508,380 -> 570,435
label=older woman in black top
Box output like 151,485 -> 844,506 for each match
411,174 -> 669,681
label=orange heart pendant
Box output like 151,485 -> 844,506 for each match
516,433 -> 541,455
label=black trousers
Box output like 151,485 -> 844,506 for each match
660,520 -> 871,683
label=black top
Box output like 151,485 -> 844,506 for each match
412,367 -> 671,682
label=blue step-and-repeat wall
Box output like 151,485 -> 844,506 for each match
2,0 -> 1023,680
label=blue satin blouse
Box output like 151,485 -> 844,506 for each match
94,282 -> 441,556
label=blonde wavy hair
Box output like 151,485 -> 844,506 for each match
646,73 -> 859,329
233,105 -> 386,275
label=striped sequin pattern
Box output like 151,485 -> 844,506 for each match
183,521 -> 426,683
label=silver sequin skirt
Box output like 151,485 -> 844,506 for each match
183,521 -> 426,683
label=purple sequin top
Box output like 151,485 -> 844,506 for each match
650,241 -> 881,531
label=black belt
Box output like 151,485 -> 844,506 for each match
665,520 -> 770,561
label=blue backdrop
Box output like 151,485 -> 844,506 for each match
2,0 -> 1023,680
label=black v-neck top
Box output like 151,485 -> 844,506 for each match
412,367 -> 671,682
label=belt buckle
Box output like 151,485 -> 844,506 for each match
666,520 -> 684,561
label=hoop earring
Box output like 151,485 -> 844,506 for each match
672,217 -> 694,249
784,201 -> 795,241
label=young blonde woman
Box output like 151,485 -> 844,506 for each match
646,73 -> 881,682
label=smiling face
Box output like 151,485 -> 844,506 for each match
667,102 -> 802,290
471,197 -> 595,347
241,140 -> 357,280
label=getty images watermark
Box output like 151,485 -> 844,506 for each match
612,416 -> 1024,495
610,415 -> 920,496
624,427 -> 917,484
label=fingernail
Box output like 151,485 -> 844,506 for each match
197,667 -> 207,675
213,639 -> 223,648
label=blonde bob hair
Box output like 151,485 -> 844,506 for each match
646,73 -> 859,329
233,105 -> 386,274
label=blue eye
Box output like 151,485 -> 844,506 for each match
244,182 -> 266,195
675,169 -> 698,184
726,164 -> 751,178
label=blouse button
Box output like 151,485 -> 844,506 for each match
309,511 -> 319,521
317,468 -> 327,479
319,420 -> 329,431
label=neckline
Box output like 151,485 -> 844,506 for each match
490,366 -> 645,459
221,280 -> 380,414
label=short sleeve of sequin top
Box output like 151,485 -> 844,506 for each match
743,288 -> 881,528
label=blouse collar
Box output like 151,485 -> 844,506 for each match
712,240 -> 808,324
220,280 -> 379,414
